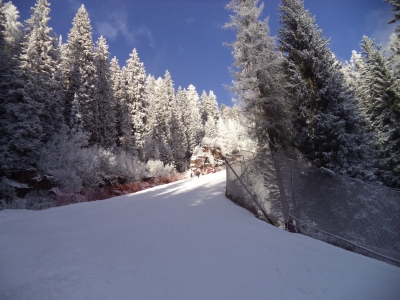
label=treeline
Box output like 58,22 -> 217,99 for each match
225,0 -> 400,188
0,0 -> 254,197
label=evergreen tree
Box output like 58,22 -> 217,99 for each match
0,0 -> 10,175
208,91 -> 219,122
94,36 -> 116,149
70,92 -> 87,140
224,0 -> 294,155
358,36 -> 400,187
278,0 -> 374,178
159,133 -> 174,166
183,84 -> 203,150
204,115 -> 218,140
62,4 -> 98,145
1,0 -> 64,174
168,110 -> 188,172
144,74 -> 157,137
151,76 -> 170,141
109,56 -> 125,147
125,48 -> 147,159
385,0 -> 400,25
200,90 -> 208,124
201,90 -> 219,124
164,70 -> 176,114
2,0 -> 22,57
150,71 -> 176,141
385,0 -> 400,80
117,66 -> 136,155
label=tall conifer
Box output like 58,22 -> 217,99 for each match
278,0 -> 374,178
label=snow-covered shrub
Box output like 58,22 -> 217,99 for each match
38,127 -> 147,191
38,127 -> 93,190
112,150 -> 146,182
145,160 -> 176,178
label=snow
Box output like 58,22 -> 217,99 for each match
1,171 -> 399,300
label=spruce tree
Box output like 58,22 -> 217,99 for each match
94,36 -> 116,149
201,90 -> 219,124
117,66 -> 136,155
183,85 -> 203,151
358,36 -> 400,187
144,74 -> 157,137
62,4 -> 98,145
385,0 -> 400,25
110,56 -> 125,147
2,0 -> 22,57
159,133 -> 174,166
125,48 -> 147,159
168,110 -> 188,172
0,0 -> 10,175
278,0 -> 374,178
1,0 -> 64,174
224,0 -> 294,155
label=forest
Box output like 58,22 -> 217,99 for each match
0,0 -> 255,208
224,0 -> 400,189
0,0 -> 399,209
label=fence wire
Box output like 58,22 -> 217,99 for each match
225,151 -> 400,267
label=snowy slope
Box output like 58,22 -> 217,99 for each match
1,171 -> 399,300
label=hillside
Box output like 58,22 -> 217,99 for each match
1,171 -> 399,300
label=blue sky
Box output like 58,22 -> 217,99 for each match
12,0 -> 397,107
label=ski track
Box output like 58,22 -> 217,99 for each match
1,171 -> 399,300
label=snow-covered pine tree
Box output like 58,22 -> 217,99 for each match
278,0 -> 374,179
224,0 -> 294,155
1,0 -> 64,175
2,0 -> 22,57
94,36 -> 116,149
358,36 -> 400,187
200,90 -> 208,124
201,90 -> 219,124
70,92 -> 87,140
150,76 -> 170,141
386,0 -> 400,79
168,109 -> 188,172
385,0 -> 400,25
125,48 -> 147,159
164,70 -> 176,128
205,116 -> 217,138
159,133 -> 174,167
109,56 -> 125,147
208,91 -> 219,122
342,50 -> 364,96
0,0 -> 9,175
62,4 -> 98,145
152,70 -> 176,141
117,66 -> 136,155
144,74 -> 157,137
183,84 -> 203,151
175,86 -> 191,159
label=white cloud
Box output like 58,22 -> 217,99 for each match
67,0 -> 81,12
95,21 -> 119,40
366,7 -> 397,48
94,10 -> 155,48
137,25 -> 155,48
185,17 -> 196,24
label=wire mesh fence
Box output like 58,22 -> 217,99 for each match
225,151 -> 400,267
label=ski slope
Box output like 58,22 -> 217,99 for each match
1,171 -> 399,300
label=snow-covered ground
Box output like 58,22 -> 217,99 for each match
1,171 -> 399,300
